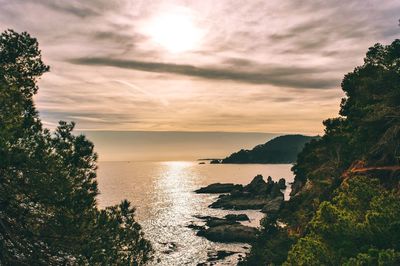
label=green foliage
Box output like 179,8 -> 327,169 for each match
286,38 -> 400,232
285,236 -> 332,266
344,249 -> 400,266
245,39 -> 400,265
286,176 -> 400,265
340,40 -> 400,165
86,200 -> 152,265
0,30 -> 152,265
0,29 -> 49,97
241,226 -> 294,266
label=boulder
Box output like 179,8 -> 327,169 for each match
244,174 -> 268,194
197,224 -> 258,243
278,178 -> 287,189
224,214 -> 249,221
210,196 -> 274,210
207,250 -> 237,262
206,217 -> 238,227
192,215 -> 239,227
195,183 -> 243,194
186,223 -> 206,231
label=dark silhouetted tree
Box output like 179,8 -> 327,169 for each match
0,29 -> 152,265
243,38 -> 400,265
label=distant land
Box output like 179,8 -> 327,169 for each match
213,135 -> 319,164
79,131 -> 280,161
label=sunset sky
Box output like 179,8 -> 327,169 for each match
1,0 -> 399,160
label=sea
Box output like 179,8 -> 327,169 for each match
96,161 -> 294,265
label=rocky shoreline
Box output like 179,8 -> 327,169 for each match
204,175 -> 285,212
189,214 -> 258,243
190,175 -> 288,264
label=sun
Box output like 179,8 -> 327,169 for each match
143,7 -> 204,53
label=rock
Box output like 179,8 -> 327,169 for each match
187,223 -> 206,231
206,218 -> 238,227
207,250 -> 237,262
261,195 -> 284,213
224,214 -> 249,221
197,224 -> 258,243
199,162 -> 206,164
278,178 -> 287,189
192,215 -> 238,227
269,183 -> 283,198
210,159 -> 221,164
208,175 -> 285,210
210,196 -> 273,210
195,183 -> 243,194
160,241 -> 178,254
244,174 -> 268,194
193,215 -> 214,220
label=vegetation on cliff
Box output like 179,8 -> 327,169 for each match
0,30 -> 152,265
242,39 -> 400,265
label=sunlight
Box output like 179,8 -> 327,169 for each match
162,161 -> 193,168
142,7 -> 204,53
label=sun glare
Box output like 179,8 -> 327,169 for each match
143,7 -> 204,53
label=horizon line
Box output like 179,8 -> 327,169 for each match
75,130 -> 321,136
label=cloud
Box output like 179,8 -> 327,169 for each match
69,57 -> 339,89
15,0 -> 126,18
2,0 -> 399,135
113,79 -> 169,106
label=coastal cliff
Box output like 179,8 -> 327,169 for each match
219,135 -> 319,164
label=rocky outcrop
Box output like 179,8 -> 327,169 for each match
189,215 -> 258,243
278,178 -> 287,189
197,224 -> 258,243
210,196 -> 274,210
206,250 -> 238,262
206,175 -> 285,211
192,215 -> 246,226
206,217 -> 238,227
224,214 -> 249,221
244,175 -> 270,194
192,175 -> 287,245
261,195 -> 284,213
195,183 -> 243,194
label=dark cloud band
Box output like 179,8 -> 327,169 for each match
69,57 -> 338,89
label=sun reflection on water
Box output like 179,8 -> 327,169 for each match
96,162 -> 294,265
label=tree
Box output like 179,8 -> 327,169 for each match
340,40 -> 400,165
285,176 -> 400,265
0,29 -> 152,265
243,38 -> 400,265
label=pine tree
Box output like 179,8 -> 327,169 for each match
0,29 -> 152,265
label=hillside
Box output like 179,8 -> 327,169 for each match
241,39 -> 400,266
221,135 -> 319,164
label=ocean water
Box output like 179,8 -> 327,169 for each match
96,161 -> 294,265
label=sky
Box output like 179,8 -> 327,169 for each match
80,131 -> 278,161
1,0 -> 399,160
